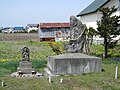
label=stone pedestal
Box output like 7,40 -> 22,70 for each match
17,61 -> 34,74
47,53 -> 102,75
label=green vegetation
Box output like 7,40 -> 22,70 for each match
91,44 -> 120,58
29,29 -> 38,33
49,41 -> 64,55
91,44 -> 104,57
97,6 -> 120,58
0,61 -> 120,90
0,41 -> 120,90
0,41 -> 54,61
0,41 -> 54,76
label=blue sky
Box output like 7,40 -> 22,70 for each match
0,0 -> 94,27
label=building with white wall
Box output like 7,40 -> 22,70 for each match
27,24 -> 38,33
1,27 -> 13,33
77,0 -> 120,29
77,0 -> 120,44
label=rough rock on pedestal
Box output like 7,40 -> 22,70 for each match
45,16 -> 102,76
47,53 -> 102,75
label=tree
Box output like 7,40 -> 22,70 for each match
85,27 -> 97,54
97,6 -> 120,59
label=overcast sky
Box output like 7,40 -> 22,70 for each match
0,0 -> 94,27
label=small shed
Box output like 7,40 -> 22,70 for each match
38,23 -> 70,41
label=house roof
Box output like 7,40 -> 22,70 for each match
39,23 -> 70,29
27,24 -> 38,27
2,27 -> 11,30
77,0 -> 110,16
13,27 -> 25,30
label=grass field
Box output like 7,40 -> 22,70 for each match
0,33 -> 38,41
0,41 -> 120,90
0,41 -> 54,77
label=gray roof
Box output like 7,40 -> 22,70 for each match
77,0 -> 109,16
27,24 -> 38,27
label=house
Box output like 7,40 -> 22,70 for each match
27,24 -> 38,33
2,27 -> 13,33
77,0 -> 120,44
38,23 -> 70,41
12,27 -> 25,33
77,0 -> 120,29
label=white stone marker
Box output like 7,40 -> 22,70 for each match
1,80 -> 4,87
60,78 -> 63,83
48,76 -> 51,83
115,66 -> 118,79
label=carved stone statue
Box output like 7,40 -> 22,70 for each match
22,47 -> 30,61
65,15 -> 86,53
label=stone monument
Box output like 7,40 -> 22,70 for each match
64,15 -> 87,53
11,47 -> 42,77
17,47 -> 35,74
45,16 -> 102,75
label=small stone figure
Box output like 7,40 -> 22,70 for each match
65,15 -> 86,53
22,47 -> 30,62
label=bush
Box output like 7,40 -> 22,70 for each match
108,44 -> 120,58
91,44 -> 120,58
29,30 -> 38,33
13,30 -> 27,33
91,44 -> 104,57
48,42 -> 64,55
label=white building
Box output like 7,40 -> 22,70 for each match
27,24 -> 38,33
77,0 -> 120,44
2,27 -> 13,33
77,0 -> 120,29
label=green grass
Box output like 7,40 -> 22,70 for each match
0,60 -> 47,77
0,41 -> 120,90
91,44 -> 120,58
0,41 -> 54,76
0,60 -> 19,77
91,44 -> 104,57
0,61 -> 120,90
0,40 -> 54,61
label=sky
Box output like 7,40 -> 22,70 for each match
0,0 -> 95,27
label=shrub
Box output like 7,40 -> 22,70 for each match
48,42 -> 64,55
29,30 -> 38,33
108,44 -> 120,58
91,44 -> 104,57
91,44 -> 120,58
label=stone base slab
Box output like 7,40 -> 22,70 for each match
17,61 -> 35,74
47,53 -> 102,75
